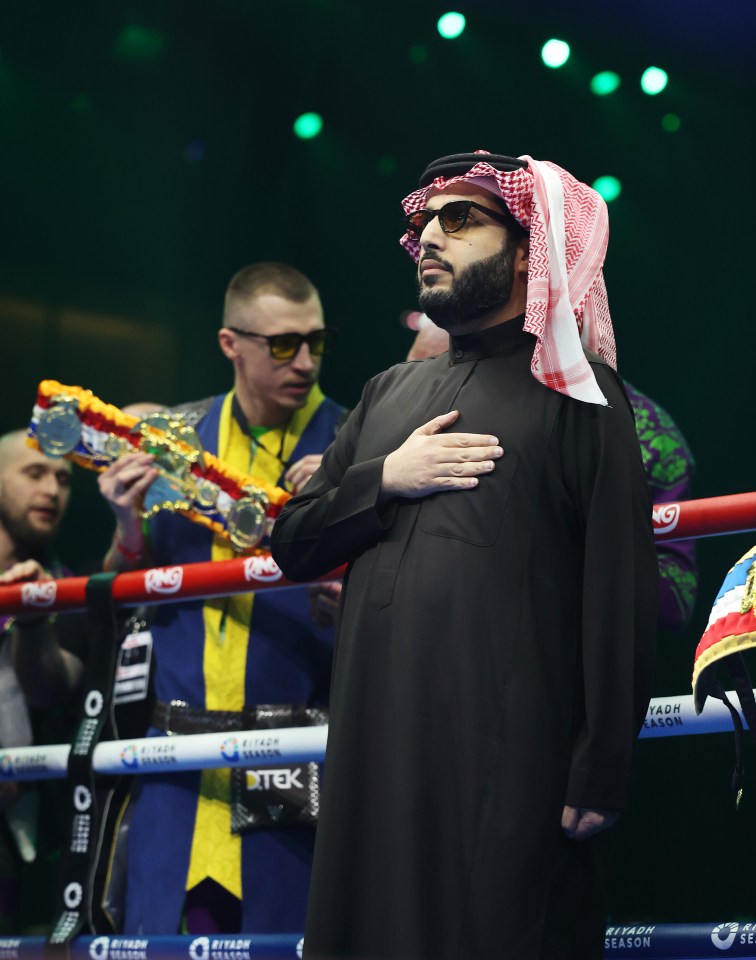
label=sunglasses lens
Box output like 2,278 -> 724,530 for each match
439,201 -> 469,233
406,202 -> 470,239
269,331 -> 330,359
308,330 -> 328,356
270,335 -> 299,360
406,211 -> 431,240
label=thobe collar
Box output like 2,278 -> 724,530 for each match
448,313 -> 529,364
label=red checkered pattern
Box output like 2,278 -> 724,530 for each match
400,150 -> 616,405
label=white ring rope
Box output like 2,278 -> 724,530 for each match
0,688 -> 748,784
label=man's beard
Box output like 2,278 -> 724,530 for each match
0,500 -> 54,556
417,236 -> 517,332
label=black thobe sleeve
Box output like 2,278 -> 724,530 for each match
272,381 -> 395,581
560,365 -> 658,812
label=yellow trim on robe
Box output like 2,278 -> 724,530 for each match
186,385 -> 325,898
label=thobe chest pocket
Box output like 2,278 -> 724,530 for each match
418,452 -> 518,545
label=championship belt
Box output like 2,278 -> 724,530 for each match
27,380 -> 291,552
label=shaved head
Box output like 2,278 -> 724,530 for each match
407,319 -> 450,361
0,431 -> 72,556
0,431 -> 29,474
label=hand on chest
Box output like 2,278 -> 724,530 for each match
355,361 -> 561,546
355,359 -> 554,467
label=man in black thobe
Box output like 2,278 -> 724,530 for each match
271,152 -> 658,959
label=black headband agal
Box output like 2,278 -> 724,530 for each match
419,153 -> 528,188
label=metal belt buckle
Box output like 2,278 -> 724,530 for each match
165,699 -> 188,736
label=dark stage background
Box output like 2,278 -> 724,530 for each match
1,0 -> 755,927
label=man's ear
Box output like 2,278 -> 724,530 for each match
218,328 -> 237,361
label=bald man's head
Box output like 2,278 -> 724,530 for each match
406,318 -> 450,362
0,432 -> 72,548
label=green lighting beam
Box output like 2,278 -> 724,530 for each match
640,66 -> 668,95
437,12 -> 466,39
661,113 -> 681,133
592,176 -> 622,203
293,112 -> 323,140
590,71 -> 621,96
541,38 -> 570,68
115,25 -> 166,61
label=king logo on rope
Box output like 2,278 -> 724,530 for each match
243,554 -> 282,583
652,502 -> 681,536
144,566 -> 184,595
20,580 -> 57,607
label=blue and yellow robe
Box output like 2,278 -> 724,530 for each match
123,387 -> 345,934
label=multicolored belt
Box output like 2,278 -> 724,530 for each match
28,380 -> 290,551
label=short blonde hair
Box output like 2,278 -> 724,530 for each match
223,262 -> 318,324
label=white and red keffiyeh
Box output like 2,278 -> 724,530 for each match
400,150 -> 616,405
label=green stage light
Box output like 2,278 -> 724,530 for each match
592,176 -> 622,202
377,156 -> 397,175
541,39 -> 570,68
293,112 -> 323,140
641,66 -> 668,95
71,94 -> 92,113
115,25 -> 166,61
590,71 -> 621,96
437,12 -> 466,39
662,113 -> 682,133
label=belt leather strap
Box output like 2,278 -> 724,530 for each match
151,699 -> 327,735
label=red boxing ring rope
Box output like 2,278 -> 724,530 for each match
0,554 -> 346,617
0,491 -> 754,617
651,491 -> 756,542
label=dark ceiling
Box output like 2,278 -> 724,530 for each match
2,0 -> 753,327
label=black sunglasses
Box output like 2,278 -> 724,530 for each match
405,199 -> 512,241
227,327 -> 334,360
